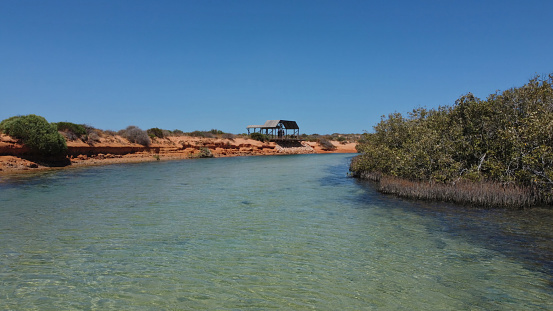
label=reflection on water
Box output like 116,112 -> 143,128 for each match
352,179 -> 553,279
1,154 -> 552,310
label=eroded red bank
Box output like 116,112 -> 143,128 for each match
0,134 -> 357,174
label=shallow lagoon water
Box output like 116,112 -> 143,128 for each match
1,154 -> 552,310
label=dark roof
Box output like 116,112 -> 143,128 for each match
247,120 -> 299,129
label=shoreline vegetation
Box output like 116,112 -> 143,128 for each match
0,120 -> 358,175
350,74 -> 553,209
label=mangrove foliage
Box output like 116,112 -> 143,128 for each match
350,74 -> 553,208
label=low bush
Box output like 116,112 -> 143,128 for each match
188,130 -> 215,138
0,114 -> 67,156
335,136 -> 348,144
54,122 -> 87,138
304,134 -> 320,142
87,131 -> 101,144
222,133 -> 235,140
147,127 -> 165,139
198,147 -> 213,158
188,131 -> 205,138
83,124 -> 97,134
81,124 -> 102,144
118,126 -> 151,146
301,133 -> 360,143
250,132 -> 269,142
318,138 -> 336,150
59,130 -> 80,141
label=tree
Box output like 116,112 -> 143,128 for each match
0,114 -> 67,156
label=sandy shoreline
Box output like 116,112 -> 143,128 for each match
0,134 -> 357,175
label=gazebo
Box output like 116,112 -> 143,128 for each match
246,120 -> 300,140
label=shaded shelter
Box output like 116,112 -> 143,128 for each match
247,120 -> 300,140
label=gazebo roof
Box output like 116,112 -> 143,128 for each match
246,120 -> 299,129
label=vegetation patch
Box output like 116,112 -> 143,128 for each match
221,133 -> 235,140
147,127 -> 165,139
250,132 -> 270,142
188,130 -> 214,138
318,138 -> 336,151
0,114 -> 67,156
301,133 -> 359,143
118,126 -> 151,146
351,74 -> 553,208
198,147 -> 213,158
54,122 -> 87,140
82,125 -> 102,144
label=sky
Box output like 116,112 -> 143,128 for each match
1,0 -> 552,134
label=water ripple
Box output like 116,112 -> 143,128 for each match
1,154 -> 552,310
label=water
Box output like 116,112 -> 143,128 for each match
1,154 -> 552,310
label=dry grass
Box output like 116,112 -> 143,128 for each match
118,126 -> 151,146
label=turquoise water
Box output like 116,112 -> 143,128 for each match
1,154 -> 552,310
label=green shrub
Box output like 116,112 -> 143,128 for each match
54,122 -> 86,137
188,130 -> 205,138
188,130 -> 215,138
351,74 -> 553,207
147,127 -> 165,139
305,134 -> 320,142
336,136 -> 347,144
0,116 -> 22,131
250,132 -> 269,142
0,114 -> 67,156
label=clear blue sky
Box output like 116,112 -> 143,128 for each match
1,0 -> 552,134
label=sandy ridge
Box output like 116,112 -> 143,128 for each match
0,134 -> 357,174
